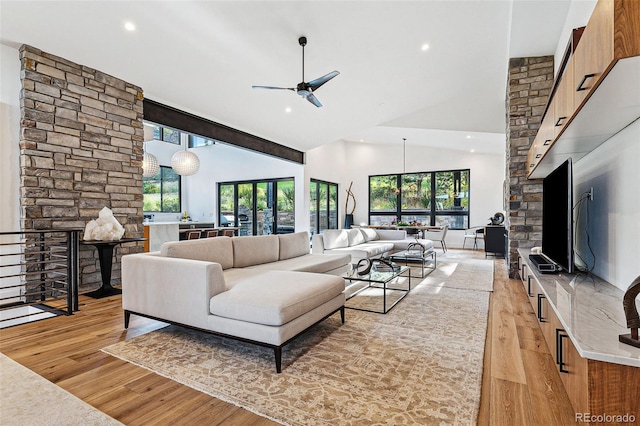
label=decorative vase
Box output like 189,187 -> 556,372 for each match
344,214 -> 354,229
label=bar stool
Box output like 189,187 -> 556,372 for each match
187,230 -> 201,240
206,229 -> 219,238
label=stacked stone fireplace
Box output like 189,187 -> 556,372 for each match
505,56 -> 554,278
18,45 -> 144,291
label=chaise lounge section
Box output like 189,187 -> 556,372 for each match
121,231 -> 351,372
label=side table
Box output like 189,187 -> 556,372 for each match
81,238 -> 145,298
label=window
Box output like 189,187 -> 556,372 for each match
218,178 -> 294,235
188,134 -> 216,148
143,166 -> 181,212
368,169 -> 469,230
150,123 -> 181,145
310,179 -> 338,235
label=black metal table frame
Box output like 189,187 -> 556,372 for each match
342,265 -> 411,314
388,248 -> 437,278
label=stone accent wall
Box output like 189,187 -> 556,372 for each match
19,45 -> 144,291
505,56 -> 554,278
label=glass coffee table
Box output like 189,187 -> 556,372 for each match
388,247 -> 436,278
341,265 -> 411,314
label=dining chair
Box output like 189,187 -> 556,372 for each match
422,224 -> 449,252
187,230 -> 201,240
221,229 -> 235,237
463,227 -> 484,249
206,229 -> 219,238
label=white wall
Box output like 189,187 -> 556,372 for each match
0,44 -> 21,232
304,139 -> 350,229
573,119 -> 640,291
306,139 -> 506,248
0,44 -> 23,302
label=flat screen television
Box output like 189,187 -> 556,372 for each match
542,158 -> 574,273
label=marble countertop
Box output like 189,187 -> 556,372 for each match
519,249 -> 640,367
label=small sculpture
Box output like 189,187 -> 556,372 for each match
83,207 -> 125,241
344,181 -> 356,229
489,212 -> 505,225
619,275 -> 640,348
345,181 -> 356,215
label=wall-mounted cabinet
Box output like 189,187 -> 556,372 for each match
553,59 -> 575,139
527,0 -> 640,179
572,0 -> 614,108
526,112 -> 555,172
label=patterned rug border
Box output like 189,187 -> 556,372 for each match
102,337 -> 285,425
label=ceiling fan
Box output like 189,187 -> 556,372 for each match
252,36 -> 339,108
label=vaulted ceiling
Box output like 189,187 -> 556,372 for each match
1,1 -> 573,155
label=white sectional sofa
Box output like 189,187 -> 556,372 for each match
311,228 -> 434,263
121,231 -> 351,373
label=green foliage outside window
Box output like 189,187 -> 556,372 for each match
278,181 -> 295,212
435,171 -> 469,210
238,183 -> 253,211
219,184 -> 235,213
143,166 -> 180,212
369,175 -> 399,211
218,178 -> 294,234
402,173 -> 431,210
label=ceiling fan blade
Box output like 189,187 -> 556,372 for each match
305,93 -> 323,108
307,70 -> 340,91
252,85 -> 295,91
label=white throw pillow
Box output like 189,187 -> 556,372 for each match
348,228 -> 365,246
360,228 -> 378,242
322,229 -> 349,250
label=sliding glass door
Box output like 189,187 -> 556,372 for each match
218,178 -> 294,235
310,179 -> 338,235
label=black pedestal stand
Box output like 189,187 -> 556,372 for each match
82,238 -> 145,299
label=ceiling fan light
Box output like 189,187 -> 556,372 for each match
171,150 -> 200,176
142,152 -> 160,177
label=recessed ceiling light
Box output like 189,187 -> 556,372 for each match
285,107 -> 292,113
359,139 -> 364,142
470,149 -> 475,153
421,43 -> 430,51
466,135 -> 471,139
124,22 -> 136,31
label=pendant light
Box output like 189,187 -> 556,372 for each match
403,137 -> 406,174
142,151 -> 160,177
142,124 -> 160,177
171,143 -> 200,176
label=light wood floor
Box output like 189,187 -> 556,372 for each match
0,250 -> 576,425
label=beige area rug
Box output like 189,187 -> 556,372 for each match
102,258 -> 493,425
344,257 -> 493,311
419,257 -> 494,292
0,352 -> 123,426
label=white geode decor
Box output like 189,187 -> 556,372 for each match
83,207 -> 125,241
